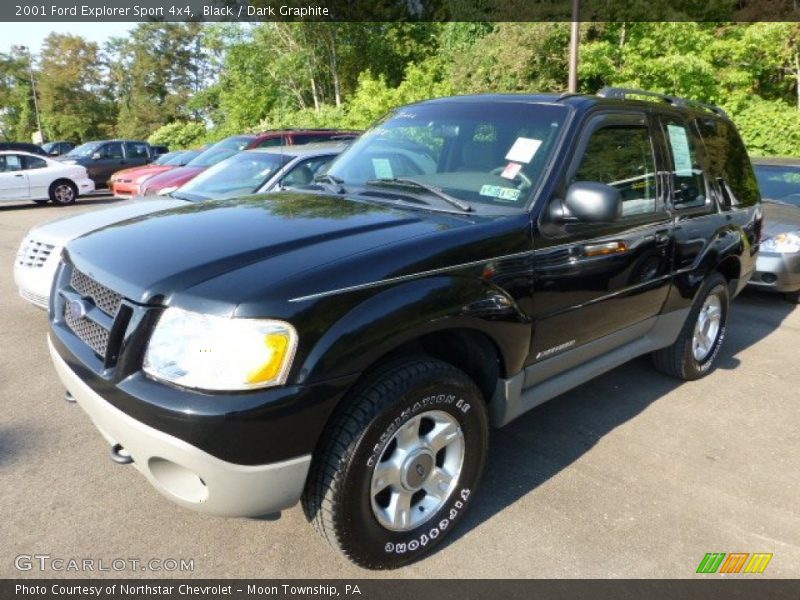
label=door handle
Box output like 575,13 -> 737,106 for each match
14,174 -> 24,177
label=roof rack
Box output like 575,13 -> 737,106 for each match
596,87 -> 728,118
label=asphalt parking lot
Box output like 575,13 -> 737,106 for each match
1,195 -> 799,578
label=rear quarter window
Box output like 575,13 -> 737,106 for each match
695,117 -> 760,207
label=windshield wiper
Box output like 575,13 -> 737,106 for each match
313,173 -> 346,194
366,178 -> 472,212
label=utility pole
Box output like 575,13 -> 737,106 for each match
568,0 -> 580,93
17,45 -> 43,143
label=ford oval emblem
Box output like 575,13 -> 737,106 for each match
68,298 -> 89,320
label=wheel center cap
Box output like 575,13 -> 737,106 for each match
401,451 -> 434,491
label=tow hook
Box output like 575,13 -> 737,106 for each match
64,390 -> 76,403
110,444 -> 133,465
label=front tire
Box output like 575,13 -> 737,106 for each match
652,271 -> 729,380
785,290 -> 800,304
49,180 -> 77,205
302,358 -> 489,569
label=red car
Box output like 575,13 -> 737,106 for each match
139,130 -> 359,196
109,149 -> 201,199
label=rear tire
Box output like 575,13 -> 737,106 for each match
652,272 -> 729,380
302,357 -> 489,569
785,290 -> 800,304
49,180 -> 77,205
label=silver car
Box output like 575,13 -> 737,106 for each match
748,157 -> 800,303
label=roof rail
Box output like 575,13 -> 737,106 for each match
597,87 -> 728,118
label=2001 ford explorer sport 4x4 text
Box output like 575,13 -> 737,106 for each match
48,89 -> 762,569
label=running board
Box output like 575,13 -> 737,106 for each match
490,308 -> 689,427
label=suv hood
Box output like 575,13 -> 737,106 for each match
65,192 -> 480,311
29,198 -> 188,246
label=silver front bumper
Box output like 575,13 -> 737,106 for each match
48,336 -> 311,517
747,251 -> 800,293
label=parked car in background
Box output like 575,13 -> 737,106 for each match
150,145 -> 170,157
13,145 -> 340,309
0,151 -> 93,208
41,141 -> 76,156
109,149 -> 202,199
139,129 -> 359,196
58,140 -> 153,187
0,142 -> 47,156
748,156 -> 800,303
172,142 -> 348,201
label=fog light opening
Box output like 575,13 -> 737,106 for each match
148,457 -> 209,503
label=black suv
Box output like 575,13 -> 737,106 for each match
59,139 -> 153,187
48,89 -> 761,569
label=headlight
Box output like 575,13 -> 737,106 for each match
143,307 -> 298,391
761,232 -> 800,254
157,186 -> 178,195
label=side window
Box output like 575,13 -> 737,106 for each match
102,143 -> 124,159
281,156 -> 334,187
125,142 -> 149,158
0,154 -> 23,172
695,118 -> 760,207
661,118 -> 707,209
257,137 -> 283,148
573,124 -> 658,217
23,156 -> 47,170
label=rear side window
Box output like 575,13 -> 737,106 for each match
660,118 -> 707,209
695,118 -> 760,207
573,125 -> 658,217
23,156 -> 47,170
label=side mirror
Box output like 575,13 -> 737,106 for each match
91,152 -> 102,160
562,181 -> 622,223
48,150 -> 59,156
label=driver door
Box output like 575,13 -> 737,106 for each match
529,111 -> 674,367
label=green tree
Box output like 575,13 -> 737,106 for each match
37,33 -> 115,142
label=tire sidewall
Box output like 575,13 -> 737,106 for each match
50,181 -> 76,205
686,278 -> 729,377
336,371 -> 488,567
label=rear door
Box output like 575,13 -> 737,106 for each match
21,154 -> 52,198
530,111 -> 674,365
0,154 -> 30,200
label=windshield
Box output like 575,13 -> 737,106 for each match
42,142 -> 57,153
186,137 -> 253,168
177,151 -> 289,200
66,141 -> 102,158
755,164 -> 800,206
325,101 -> 568,209
154,151 -> 182,165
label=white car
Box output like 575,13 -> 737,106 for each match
14,198 -> 185,308
0,150 -> 94,205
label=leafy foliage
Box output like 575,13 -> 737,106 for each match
0,22 -> 797,158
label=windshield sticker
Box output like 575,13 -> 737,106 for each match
480,184 -> 521,202
505,137 -> 542,164
500,162 -> 522,180
667,124 -> 693,176
372,158 -> 394,179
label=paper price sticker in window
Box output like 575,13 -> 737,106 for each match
505,137 -> 542,164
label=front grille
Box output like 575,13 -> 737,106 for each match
69,269 -> 123,317
61,267 -> 127,360
17,239 -> 55,268
64,307 -> 110,356
19,288 -> 48,309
